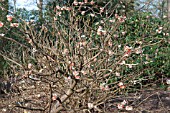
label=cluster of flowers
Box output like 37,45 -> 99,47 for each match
156,26 -> 163,34
155,26 -> 169,36
123,45 -> 142,58
73,0 -> 95,6
115,14 -> 126,23
54,5 -> 72,17
55,6 -> 72,11
54,1 -> 95,17
118,82 -> 125,89
99,81 -> 126,91
109,14 -> 126,23
0,15 -> 18,36
97,26 -> 107,36
100,83 -> 109,91
117,100 -> 133,111
0,15 -> 19,28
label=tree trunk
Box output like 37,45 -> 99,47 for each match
37,0 -> 43,22
168,0 -> 170,21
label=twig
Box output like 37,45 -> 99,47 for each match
15,105 -> 45,111
49,83 -> 53,113
0,53 -> 23,68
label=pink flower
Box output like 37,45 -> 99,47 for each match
115,14 -> 119,18
156,26 -> 163,34
84,0 -> 88,3
62,48 -> 69,55
52,94 -> 57,101
55,6 -> 61,10
2,108 -> 7,112
97,26 -> 106,36
118,15 -> 126,23
115,72 -> 120,77
81,11 -> 86,15
124,52 -> 131,57
100,83 -> 109,91
73,71 -> 79,76
117,103 -> 124,109
109,19 -> 115,23
61,6 -> 67,10
105,85 -> 109,91
146,15 -> 150,19
108,40 -> 113,47
88,103 -> 94,109
30,19 -> 34,23
118,82 -> 123,87
128,64 -> 133,68
158,26 -> 163,30
120,85 -> 125,89
65,76 -> 72,84
69,62 -> 75,70
119,60 -> 126,65
0,33 -> 5,36
73,71 -> 80,79
75,75 -> 80,79
0,21 -> 4,27
124,46 -> 132,52
163,32 -> 169,36
81,41 -> 87,46
66,7 -> 72,11
118,44 -> 121,48
124,46 -> 132,57
37,94 -> 41,98
121,100 -> 127,105
73,1 -> 78,5
54,17 -> 57,21
78,2 -> 84,5
10,23 -> 19,27
163,15 -> 167,18
122,31 -> 126,36
90,13 -> 95,17
118,82 -> 125,89
81,70 -> 87,75
125,106 -> 133,111
156,29 -> 162,34
100,83 -> 105,90
90,1 -> 95,5
135,46 -> 142,54
56,12 -> 62,16
28,63 -> 32,69
100,7 -> 104,13
166,79 -> 170,85
113,34 -> 118,38
6,15 -> 13,22
108,50 -> 113,55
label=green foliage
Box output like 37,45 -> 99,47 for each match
117,12 -> 169,87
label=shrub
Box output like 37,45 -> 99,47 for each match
0,1 -> 169,113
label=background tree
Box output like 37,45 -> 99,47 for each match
0,0 -> 9,76
37,0 -> 44,22
0,0 -> 169,112
168,0 -> 170,20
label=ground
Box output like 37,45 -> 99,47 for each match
0,88 -> 170,113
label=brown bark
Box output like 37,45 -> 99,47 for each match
50,80 -> 77,113
168,0 -> 170,20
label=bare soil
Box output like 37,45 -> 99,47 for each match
0,89 -> 170,113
